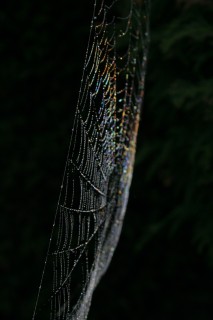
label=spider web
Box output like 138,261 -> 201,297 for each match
32,0 -> 149,319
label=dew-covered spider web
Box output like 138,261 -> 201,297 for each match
32,0 -> 149,319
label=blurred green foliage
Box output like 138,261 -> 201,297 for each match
0,0 -> 212,319
137,0 -> 213,259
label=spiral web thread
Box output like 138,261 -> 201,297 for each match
32,0 -> 149,319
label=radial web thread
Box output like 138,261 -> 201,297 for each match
32,0 -> 149,319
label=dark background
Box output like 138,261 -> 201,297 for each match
1,0 -> 213,319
